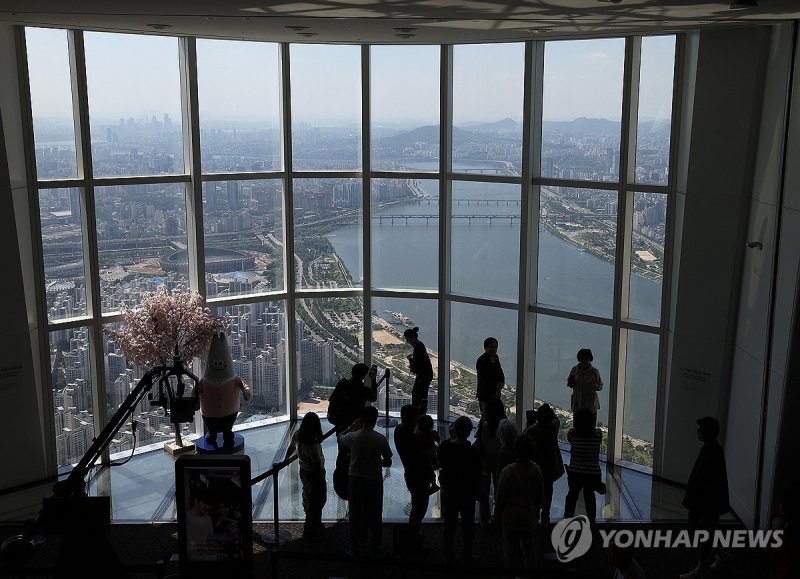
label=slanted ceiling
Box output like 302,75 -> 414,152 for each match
0,0 -> 798,43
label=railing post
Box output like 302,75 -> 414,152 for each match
260,462 -> 292,545
377,369 -> 396,428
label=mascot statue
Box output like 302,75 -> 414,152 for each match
195,332 -> 251,448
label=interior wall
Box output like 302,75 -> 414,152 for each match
725,22 -> 795,529
0,24 -> 50,491
761,21 -> 800,528
660,26 -> 773,494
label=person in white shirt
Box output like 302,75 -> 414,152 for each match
337,405 -> 392,557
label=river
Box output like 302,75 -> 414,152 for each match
325,179 -> 661,442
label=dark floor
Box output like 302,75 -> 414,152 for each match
0,518 -> 772,579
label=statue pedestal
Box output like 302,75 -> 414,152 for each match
164,440 -> 196,456
195,432 -> 245,454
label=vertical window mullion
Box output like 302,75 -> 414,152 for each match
361,44 -> 371,367
280,43 -> 298,420
609,36 -> 642,465
438,44 -> 453,420
517,40 -> 540,429
68,30 -> 109,442
179,37 -> 205,299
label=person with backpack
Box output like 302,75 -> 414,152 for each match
327,363 -> 378,501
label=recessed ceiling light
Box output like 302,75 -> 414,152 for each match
285,25 -> 309,31
392,27 -> 417,33
146,23 -> 172,30
297,32 -> 318,37
394,33 -> 416,39
528,27 -> 554,34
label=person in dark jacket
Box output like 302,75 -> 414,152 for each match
404,327 -> 434,416
327,363 -> 378,500
523,403 -> 564,525
476,337 -> 505,416
438,416 -> 482,565
393,404 -> 430,548
679,416 -> 730,579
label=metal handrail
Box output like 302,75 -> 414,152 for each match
250,368 -> 391,545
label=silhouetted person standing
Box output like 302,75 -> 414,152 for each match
338,405 -> 392,557
288,411 -> 327,539
328,363 -> 378,500
524,403 -> 564,525
679,416 -> 730,579
567,348 -> 603,426
564,407 -> 604,526
495,434 -> 544,572
394,404 -> 430,548
438,416 -> 482,565
475,396 -> 506,527
476,337 -> 505,416
404,327 -> 434,416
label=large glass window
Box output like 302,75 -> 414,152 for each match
635,36 -> 675,186
542,39 -> 625,181
295,297 -> 364,414
628,191 -> 666,323
450,302 -> 518,422
622,330 -> 659,467
453,43 -> 524,175
451,181 -> 520,301
212,301 -> 289,422
534,314 -> 611,444
203,179 -> 285,296
371,45 -> 439,172
40,187 -> 88,322
371,297 -> 439,416
25,28 -> 77,180
95,183 -> 189,314
196,39 -> 282,173
538,186 -> 617,317
293,178 -> 363,290
84,32 -> 184,177
290,44 -> 361,171
25,30 -> 675,483
371,178 -> 439,290
51,326 -> 94,468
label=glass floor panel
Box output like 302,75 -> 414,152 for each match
0,418 -> 714,525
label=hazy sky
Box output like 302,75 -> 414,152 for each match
25,27 -> 675,126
